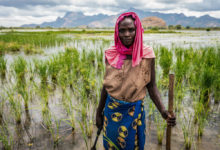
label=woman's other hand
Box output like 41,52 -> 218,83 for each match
161,110 -> 176,126
96,86 -> 107,129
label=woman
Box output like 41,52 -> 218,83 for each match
96,12 -> 176,150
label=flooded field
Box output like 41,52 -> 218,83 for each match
0,29 -> 219,150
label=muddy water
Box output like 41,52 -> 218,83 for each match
0,85 -> 219,150
143,30 -> 220,49
144,121 -> 220,150
3,116 -> 219,149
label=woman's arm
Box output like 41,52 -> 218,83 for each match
96,85 -> 107,129
146,58 -> 176,126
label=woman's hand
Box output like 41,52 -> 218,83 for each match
161,110 -> 176,126
96,110 -> 103,129
96,86 -> 107,129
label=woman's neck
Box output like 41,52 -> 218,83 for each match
126,55 -> 132,59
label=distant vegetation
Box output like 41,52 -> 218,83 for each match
1,26 -> 220,31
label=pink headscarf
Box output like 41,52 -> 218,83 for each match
105,12 -> 155,69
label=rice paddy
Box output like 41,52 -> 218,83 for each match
0,29 -> 219,149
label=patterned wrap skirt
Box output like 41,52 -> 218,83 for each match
103,94 -> 146,150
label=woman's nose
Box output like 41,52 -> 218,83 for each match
124,30 -> 130,36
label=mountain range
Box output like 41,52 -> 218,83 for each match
22,7 -> 220,28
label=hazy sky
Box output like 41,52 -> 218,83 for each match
0,0 -> 220,27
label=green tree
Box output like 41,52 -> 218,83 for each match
168,25 -> 174,29
176,25 -> 182,30
206,28 -> 210,32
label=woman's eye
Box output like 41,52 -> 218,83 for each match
119,29 -> 125,33
129,28 -> 135,32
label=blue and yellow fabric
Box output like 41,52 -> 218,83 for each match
103,94 -> 146,150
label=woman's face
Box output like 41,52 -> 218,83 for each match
118,17 -> 136,48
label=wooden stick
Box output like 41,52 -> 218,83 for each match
166,74 -> 174,150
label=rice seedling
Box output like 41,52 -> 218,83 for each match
57,66 -> 70,92
15,122 -> 25,147
23,116 -> 34,149
188,51 -> 202,91
75,49 -> 101,101
38,84 -> 49,106
213,47 -> 220,103
146,97 -> 156,120
181,113 -> 195,150
12,56 -> 27,84
6,90 -> 22,124
200,77 -> 212,105
11,57 -> 31,110
182,48 -> 192,80
63,48 -> 76,69
0,41 -> 6,56
78,121 -> 89,150
96,49 -> 105,74
174,47 -> 191,84
62,89 -> 76,132
48,115 -> 61,148
23,44 -> 43,55
103,135 -> 119,150
62,47 -> 81,89
0,31 -> 70,48
155,112 -> 167,145
197,112 -> 208,138
41,102 -> 52,129
64,113 -> 76,134
0,56 -> 7,80
0,124 -> 13,150
78,71 -> 92,98
173,81 -> 186,112
213,82 -> 220,103
144,30 -> 176,34
81,104 -> 88,130
40,104 -> 61,147
159,46 -> 173,78
18,85 -> 30,111
83,101 -> 96,139
27,61 -> 35,82
199,51 -> 216,104
193,99 -> 209,137
48,56 -> 61,85
6,42 -> 21,52
0,100 -> 4,124
35,60 -> 48,86
77,94 -> 95,139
